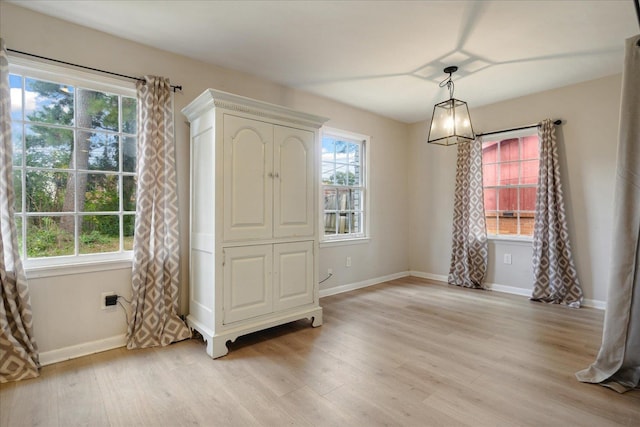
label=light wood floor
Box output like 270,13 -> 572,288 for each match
2,277 -> 639,427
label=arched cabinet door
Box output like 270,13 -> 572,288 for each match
273,125 -> 315,238
223,114 -> 273,241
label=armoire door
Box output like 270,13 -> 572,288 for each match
223,114 -> 273,241
273,241 -> 314,311
223,245 -> 273,324
273,125 -> 315,238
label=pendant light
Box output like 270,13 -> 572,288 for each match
427,66 -> 475,146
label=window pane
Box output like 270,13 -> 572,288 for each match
337,213 -> 349,234
81,173 -> 119,212
484,188 -> 497,211
10,74 -> 23,121
321,139 -> 335,162
352,189 -> 362,211
337,189 -> 350,211
80,215 -> 119,254
519,212 -> 535,236
498,187 -> 518,212
15,216 -> 24,257
122,136 -> 136,172
498,161 -> 518,185
499,138 -> 519,162
322,162 -> 335,185
347,142 -> 360,166
482,141 -> 498,163
26,171 -> 72,212
25,78 -> 74,126
521,160 -> 539,185
350,212 -> 362,234
334,163 -> 348,185
13,169 -> 22,213
485,213 -> 498,235
123,175 -> 137,212
25,125 -> 74,169
77,131 -> 119,171
521,136 -> 538,160
497,214 -> 517,235
352,165 -> 361,186
124,214 -> 135,250
483,164 -> 497,187
76,88 -> 119,131
519,187 -> 537,211
12,123 -> 23,166
324,212 -> 337,235
26,215 -> 74,258
323,188 -> 337,211
122,97 -> 137,134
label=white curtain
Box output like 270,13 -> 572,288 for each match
576,34 -> 640,393
448,138 -> 488,289
127,76 -> 190,349
0,38 -> 40,382
530,119 -> 583,307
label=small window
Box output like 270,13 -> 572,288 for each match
321,128 -> 368,241
482,129 -> 539,238
9,59 -> 137,266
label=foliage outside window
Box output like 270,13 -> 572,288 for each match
9,61 -> 137,265
482,130 -> 539,238
321,128 -> 367,240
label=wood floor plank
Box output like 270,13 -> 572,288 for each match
1,277 -> 638,426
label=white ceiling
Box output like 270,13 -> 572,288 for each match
8,0 -> 639,123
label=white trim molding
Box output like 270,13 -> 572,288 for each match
319,271 -> 410,298
39,334 -> 126,366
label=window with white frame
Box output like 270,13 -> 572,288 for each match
482,129 -> 539,238
9,59 -> 137,265
321,128 -> 368,241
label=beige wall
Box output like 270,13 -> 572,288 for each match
1,3 -> 409,356
409,74 -> 621,305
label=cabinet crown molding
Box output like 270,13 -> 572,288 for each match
182,88 -> 329,129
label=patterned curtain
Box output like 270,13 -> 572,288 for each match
127,76 -> 191,349
448,138 -> 488,289
576,34 -> 640,393
530,119 -> 583,307
0,38 -> 40,382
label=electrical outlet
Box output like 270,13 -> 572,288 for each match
503,253 -> 512,265
101,291 -> 117,310
346,256 -> 352,267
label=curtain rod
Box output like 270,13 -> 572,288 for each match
477,119 -> 562,138
7,48 -> 182,92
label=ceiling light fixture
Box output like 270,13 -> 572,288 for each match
427,66 -> 475,146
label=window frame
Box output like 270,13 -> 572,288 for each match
8,56 -> 138,270
320,127 -> 370,244
481,127 -> 539,241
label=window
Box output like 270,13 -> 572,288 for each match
321,128 -> 368,241
9,59 -> 137,266
482,129 -> 539,238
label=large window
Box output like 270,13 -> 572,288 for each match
9,59 -> 137,265
321,128 -> 368,241
482,130 -> 539,238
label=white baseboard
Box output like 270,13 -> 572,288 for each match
409,271 -> 605,310
39,334 -> 126,366
319,271 -> 410,298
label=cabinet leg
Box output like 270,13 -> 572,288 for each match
311,312 -> 323,327
206,337 -> 230,359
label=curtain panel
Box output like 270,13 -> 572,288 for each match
0,38 -> 40,382
448,138 -> 488,289
530,119 -> 583,307
576,34 -> 640,393
127,76 -> 191,349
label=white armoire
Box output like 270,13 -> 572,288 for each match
182,89 -> 327,358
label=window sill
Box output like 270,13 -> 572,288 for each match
25,257 -> 133,279
320,237 -> 370,248
487,235 -> 533,246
